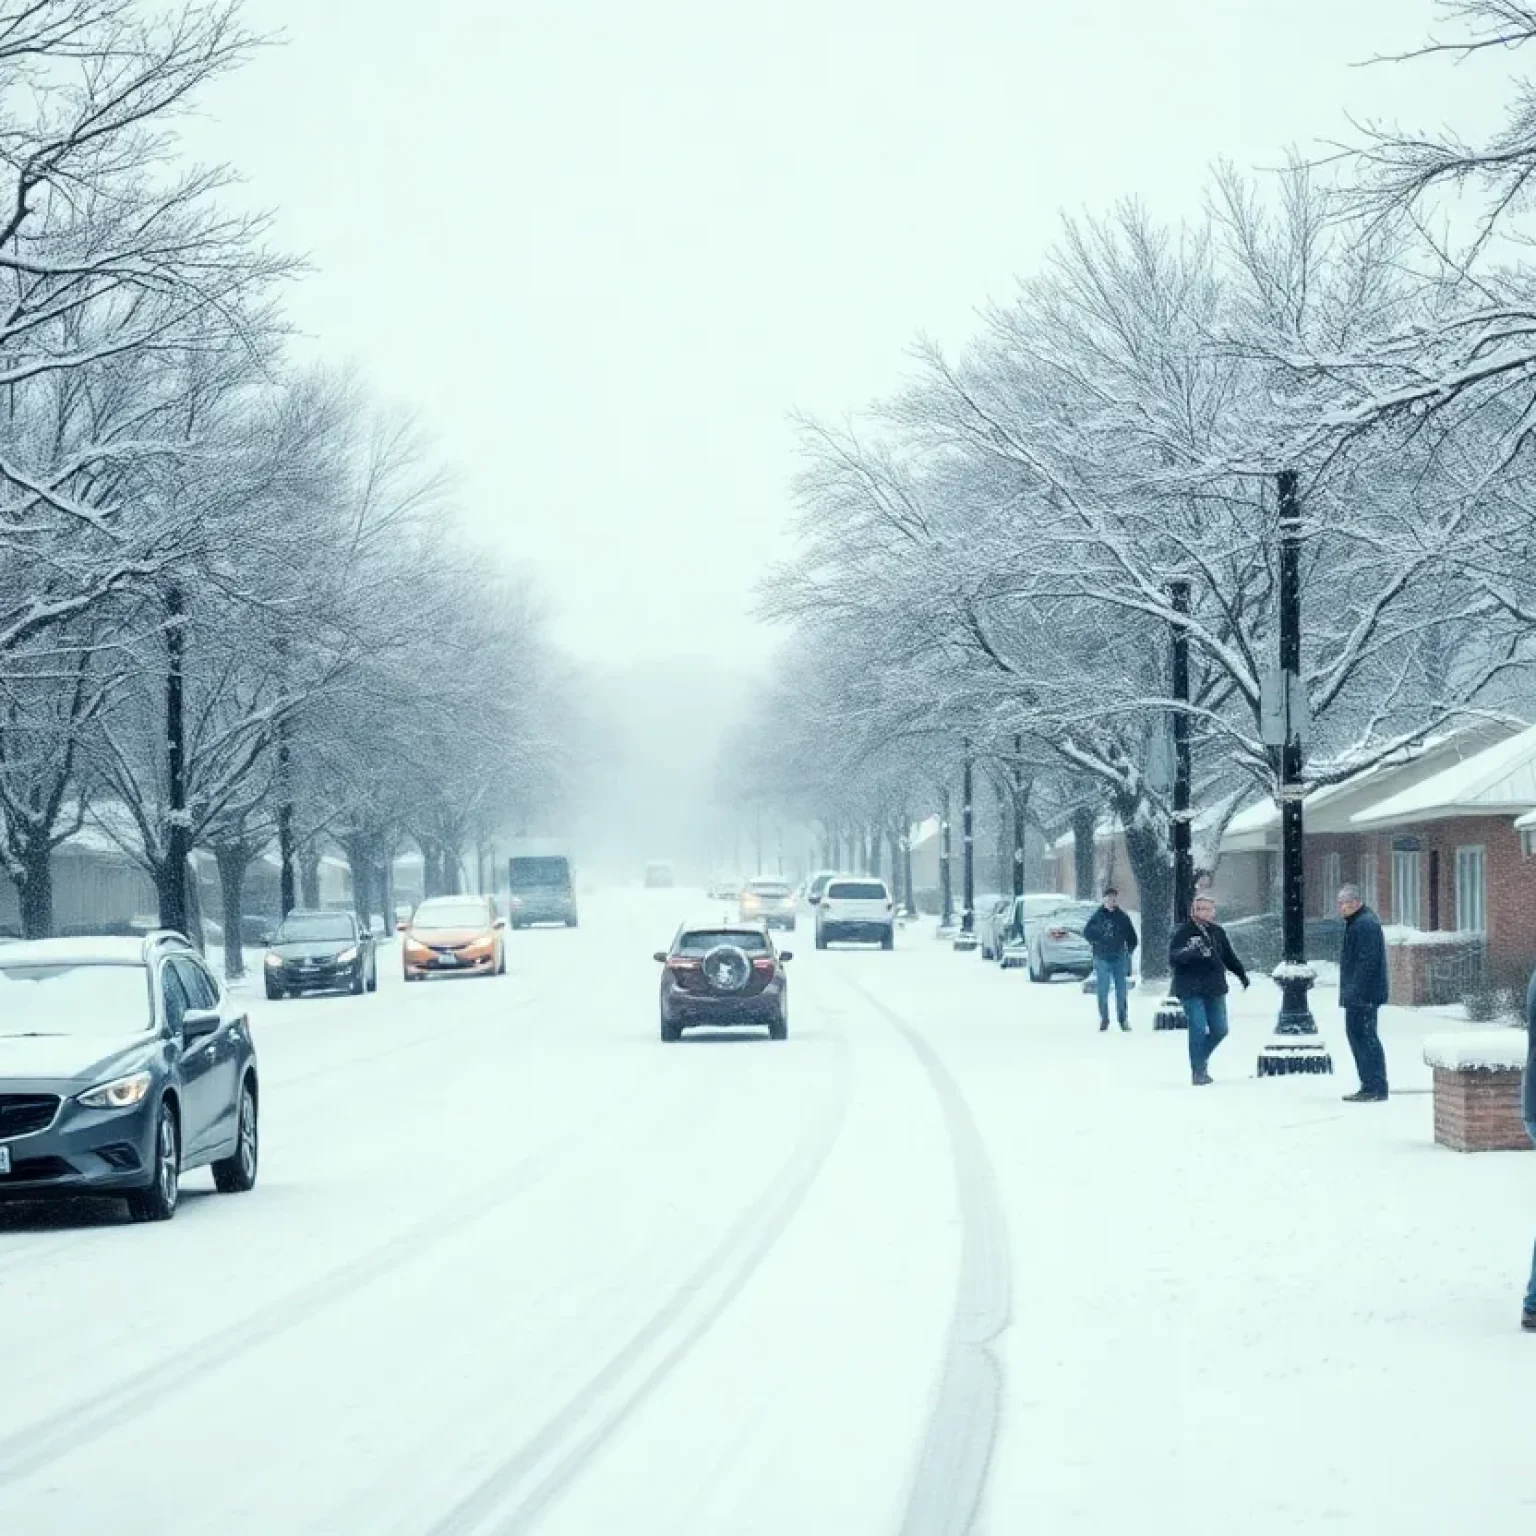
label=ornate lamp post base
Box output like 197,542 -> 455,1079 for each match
952,932 -> 979,952
1153,996 -> 1187,1031
1257,966 -> 1334,1076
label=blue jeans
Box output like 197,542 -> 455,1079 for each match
1526,1120 -> 1536,1314
1184,994 -> 1229,1075
1094,954 -> 1129,1026
1344,1005 -> 1389,1097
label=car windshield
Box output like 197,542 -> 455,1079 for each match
746,882 -> 791,896
828,881 -> 887,900
413,901 -> 491,931
1044,904 -> 1098,929
0,961 -> 151,1035
509,857 -> 568,887
275,914 -> 354,943
1020,895 -> 1071,920
674,929 -> 771,956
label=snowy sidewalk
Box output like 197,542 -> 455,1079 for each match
847,941 -> 1536,1536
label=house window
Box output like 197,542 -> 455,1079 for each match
1322,852 -> 1341,915
1455,846 -> 1486,933
1523,828 -> 1536,860
1360,852 -> 1379,912
1391,849 -> 1422,929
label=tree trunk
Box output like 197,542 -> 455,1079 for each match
1072,804 -> 1097,900
17,845 -> 53,939
299,845 -> 321,909
868,824 -> 882,877
214,841 -> 252,980
159,584 -> 192,935
1123,816 -> 1173,983
886,825 -> 902,905
379,853 -> 396,924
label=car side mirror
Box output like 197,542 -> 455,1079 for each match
779,951 -> 794,963
182,1007 -> 220,1040
494,918 -> 506,930
396,920 -> 409,933
653,951 -> 668,963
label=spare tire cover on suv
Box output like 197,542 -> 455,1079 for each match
701,944 -> 753,993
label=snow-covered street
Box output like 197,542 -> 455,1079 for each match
1,888 -> 1532,1534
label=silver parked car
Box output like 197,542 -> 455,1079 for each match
1025,900 -> 1100,981
974,895 -> 1012,959
998,892 -> 1081,969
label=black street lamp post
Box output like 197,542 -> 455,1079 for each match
938,787 -> 955,933
1011,733 -> 1026,901
1155,579 -> 1195,1033
954,742 -> 979,950
1259,470 -> 1333,1077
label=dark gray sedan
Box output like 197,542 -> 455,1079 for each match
0,933 -> 260,1222
263,909 -> 377,999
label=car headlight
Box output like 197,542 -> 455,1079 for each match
264,953 -> 282,968
78,1070 -> 152,1110
337,947 -> 358,964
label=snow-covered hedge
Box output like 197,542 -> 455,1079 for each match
1422,1029 -> 1530,1072
1383,926 -> 1480,948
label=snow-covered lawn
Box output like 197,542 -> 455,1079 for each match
0,890 -> 1529,1533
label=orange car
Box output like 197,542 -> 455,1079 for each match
399,895 -> 507,980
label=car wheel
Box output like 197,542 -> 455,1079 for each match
497,944 -> 507,975
565,916 -> 578,928
1028,955 -> 1043,982
127,1100 -> 180,1223
769,1012 -> 788,1041
660,1014 -> 681,1043
350,964 -> 365,996
880,929 -> 894,951
1040,963 -> 1054,982
366,960 -> 378,993
264,981 -> 283,1001
815,928 -> 827,950
212,1079 -> 259,1194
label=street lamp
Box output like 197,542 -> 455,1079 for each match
938,787 -> 955,936
1258,469 -> 1333,1077
1155,578 -> 1195,1033
954,741 -> 979,951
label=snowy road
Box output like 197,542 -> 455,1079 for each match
2,888 -> 1533,1533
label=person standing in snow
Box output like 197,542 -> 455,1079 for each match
1168,892 -> 1248,1086
1521,967 -> 1536,1333
1337,884 -> 1390,1102
1083,886 -> 1138,1032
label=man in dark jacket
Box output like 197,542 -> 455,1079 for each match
1522,967 -> 1536,1332
1337,884 -> 1390,1102
1083,886 -> 1138,1032
1168,893 -> 1249,1085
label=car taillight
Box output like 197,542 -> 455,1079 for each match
751,957 -> 776,973
668,957 -> 699,972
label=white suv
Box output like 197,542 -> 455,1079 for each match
815,877 -> 895,950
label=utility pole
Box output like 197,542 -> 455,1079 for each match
1260,470 -> 1332,1077
1011,733 -> 1026,901
938,787 -> 954,933
955,741 -> 979,950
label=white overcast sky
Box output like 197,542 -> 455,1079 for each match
187,0 -> 1498,665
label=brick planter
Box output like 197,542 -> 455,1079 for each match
1424,1031 -> 1532,1152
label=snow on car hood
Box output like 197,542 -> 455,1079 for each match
0,1032 -> 155,1085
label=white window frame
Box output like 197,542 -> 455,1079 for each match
1322,852 -> 1341,915
1360,851 -> 1379,912
1454,845 -> 1486,934
1392,849 -> 1422,929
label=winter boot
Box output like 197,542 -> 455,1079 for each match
1192,1070 -> 1213,1086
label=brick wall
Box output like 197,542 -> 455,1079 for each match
1432,1066 -> 1533,1151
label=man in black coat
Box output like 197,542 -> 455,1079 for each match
1337,884 -> 1390,1102
1168,892 -> 1249,1085
1522,968 -> 1536,1332
1083,886 -> 1138,1032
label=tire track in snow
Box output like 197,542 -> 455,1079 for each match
845,977 -> 1012,1536
0,1072 -> 666,1488
423,1033 -> 855,1536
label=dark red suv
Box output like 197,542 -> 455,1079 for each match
653,923 -> 790,1042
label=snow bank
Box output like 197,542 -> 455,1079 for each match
1422,1029 -> 1530,1072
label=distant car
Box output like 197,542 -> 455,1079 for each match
644,862 -> 674,889
740,877 -> 796,931
803,870 -> 840,909
706,876 -> 742,900
815,877 -> 895,950
507,854 -> 578,929
241,915 -> 276,949
973,894 -> 1011,959
264,910 -> 377,1000
998,892 -> 1078,969
654,922 -> 790,1041
0,932 -> 259,1221
399,894 -> 506,980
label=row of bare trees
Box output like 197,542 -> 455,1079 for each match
720,1 -> 1536,974
0,3 -> 581,971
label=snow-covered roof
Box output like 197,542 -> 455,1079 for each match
0,936 -> 158,966
1222,723 -> 1525,848
1350,724 -> 1536,829
1422,1029 -> 1529,1072
1051,805 -> 1227,854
